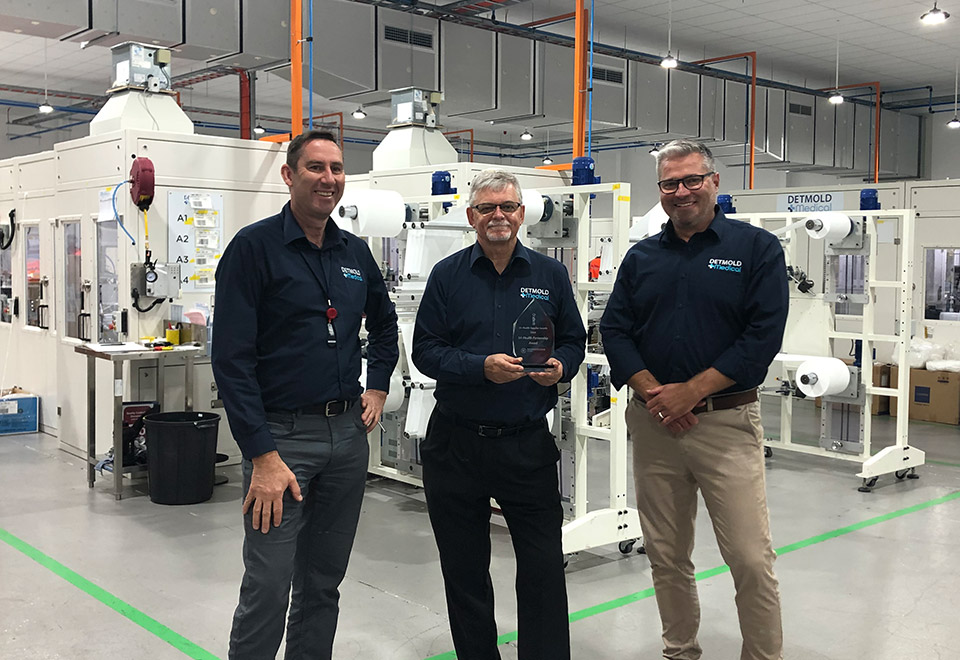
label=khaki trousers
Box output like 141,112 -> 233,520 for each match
626,397 -> 783,660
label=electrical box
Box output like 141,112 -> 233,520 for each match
131,263 -> 181,300
111,42 -> 172,92
389,87 -> 442,128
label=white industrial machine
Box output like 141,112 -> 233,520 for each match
0,42 -> 288,474
727,193 -> 924,491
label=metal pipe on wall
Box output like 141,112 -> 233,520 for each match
291,0 -> 304,138
572,0 -> 588,159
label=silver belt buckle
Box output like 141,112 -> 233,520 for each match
325,400 -> 338,416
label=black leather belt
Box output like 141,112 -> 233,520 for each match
634,388 -> 758,414
268,398 -> 357,417
437,405 -> 545,438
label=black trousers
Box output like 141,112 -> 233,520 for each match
420,409 -> 571,660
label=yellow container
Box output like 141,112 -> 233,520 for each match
165,328 -> 180,345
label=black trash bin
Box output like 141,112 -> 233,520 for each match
144,412 -> 220,505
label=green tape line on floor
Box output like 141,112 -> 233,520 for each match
0,527 -> 220,660
424,489 -> 960,660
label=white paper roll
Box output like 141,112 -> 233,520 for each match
804,212 -> 853,241
522,189 -> 545,226
360,361 -> 406,413
335,189 -> 406,237
796,358 -> 851,398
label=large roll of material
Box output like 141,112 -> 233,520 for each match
336,189 -> 406,237
796,358 -> 851,398
522,189 -> 545,226
804,212 -> 853,242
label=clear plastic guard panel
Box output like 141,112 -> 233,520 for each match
97,220 -> 121,344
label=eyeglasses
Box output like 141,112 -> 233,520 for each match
471,201 -> 521,215
657,171 -> 715,194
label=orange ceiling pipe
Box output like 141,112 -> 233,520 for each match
536,162 -> 574,171
290,0 -> 304,139
693,52 -> 757,190
311,111 -> 344,149
819,81 -> 881,184
259,133 -> 293,143
522,11 -> 576,28
571,0 -> 588,159
443,129 -> 475,161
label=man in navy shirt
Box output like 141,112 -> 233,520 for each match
213,130 -> 398,660
413,169 -> 585,660
600,140 -> 787,660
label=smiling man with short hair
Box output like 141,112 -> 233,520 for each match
601,139 -> 789,660
214,129 -> 398,660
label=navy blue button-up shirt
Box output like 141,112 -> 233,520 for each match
600,207 -> 788,393
212,202 -> 398,459
412,241 -> 586,426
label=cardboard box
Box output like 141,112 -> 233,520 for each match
0,393 -> 40,435
815,363 -> 890,414
890,366 -> 960,425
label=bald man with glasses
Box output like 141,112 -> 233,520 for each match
600,140 -> 788,660
412,169 -> 586,660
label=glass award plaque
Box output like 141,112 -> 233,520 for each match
512,299 -> 555,370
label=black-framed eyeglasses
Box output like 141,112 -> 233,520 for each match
657,171 -> 715,194
471,201 -> 522,215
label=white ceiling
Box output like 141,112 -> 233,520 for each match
586,0 -> 960,95
1,0 -> 959,144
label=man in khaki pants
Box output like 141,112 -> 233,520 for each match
600,139 -> 788,660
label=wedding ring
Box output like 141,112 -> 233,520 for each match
657,412 -> 665,420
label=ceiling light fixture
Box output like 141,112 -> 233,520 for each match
828,26 -> 843,105
352,106 -> 367,119
948,59 -> 960,128
253,123 -> 266,135
39,38 -> 53,114
661,0 -> 678,69
542,129 -> 553,164
520,128 -> 533,141
921,1 -> 950,24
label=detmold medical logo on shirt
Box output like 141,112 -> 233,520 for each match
341,266 -> 364,282
707,258 -> 742,274
519,286 -> 550,301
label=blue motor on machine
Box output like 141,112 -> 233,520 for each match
860,188 -> 880,210
717,194 -> 737,214
432,170 -> 457,211
572,157 -> 600,186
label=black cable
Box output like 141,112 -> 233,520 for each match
0,209 -> 15,250
131,287 -> 163,313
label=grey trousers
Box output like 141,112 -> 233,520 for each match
228,406 -> 369,660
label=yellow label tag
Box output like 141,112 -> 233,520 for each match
610,397 -> 618,403
617,195 -> 631,202
453,194 -> 460,200
185,217 -> 194,225
612,183 -> 621,190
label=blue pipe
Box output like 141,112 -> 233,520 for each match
587,0 -> 595,158
9,120 -> 89,141
0,99 -> 99,115
308,0 -> 314,129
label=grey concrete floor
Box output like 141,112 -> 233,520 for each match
2,403 -> 960,659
